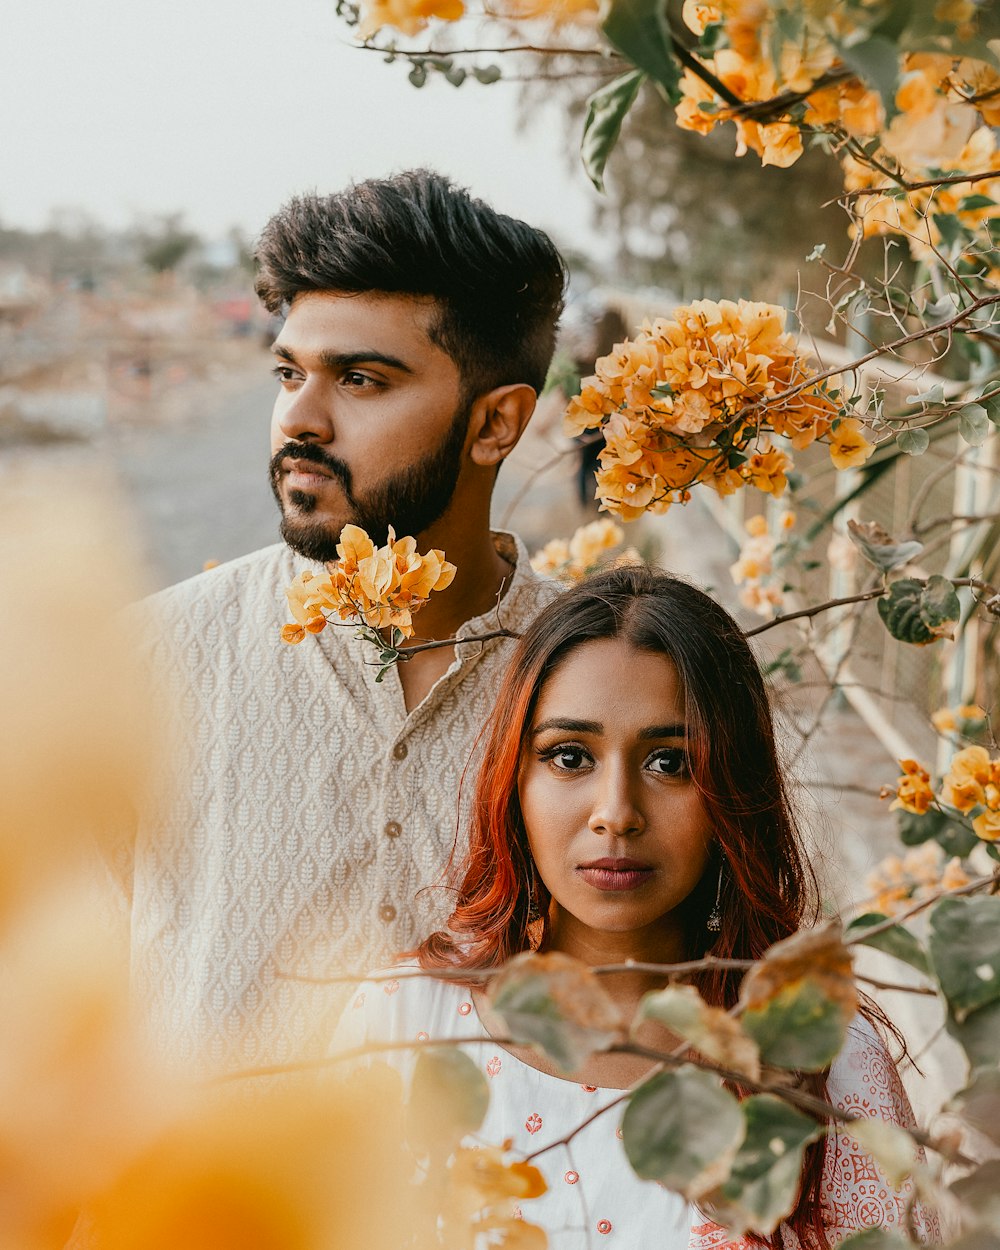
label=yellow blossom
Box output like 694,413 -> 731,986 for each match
281,525 -> 455,644
889,759 -> 935,815
931,707 -> 958,734
941,745 -> 992,811
828,418 -> 875,470
744,513 -> 769,538
531,521 -> 627,583
973,808 -> 1000,841
356,0 -> 463,38
742,444 -> 791,495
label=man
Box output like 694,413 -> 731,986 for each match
127,170 -> 566,1072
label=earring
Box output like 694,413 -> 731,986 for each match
526,859 -> 542,924
706,863 -> 724,933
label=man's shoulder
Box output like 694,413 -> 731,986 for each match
136,544 -> 308,623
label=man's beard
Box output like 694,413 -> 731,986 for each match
268,402 -> 470,563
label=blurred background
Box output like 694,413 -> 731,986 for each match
1,0 -> 852,587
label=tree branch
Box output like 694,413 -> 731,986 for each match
743,589 -> 886,637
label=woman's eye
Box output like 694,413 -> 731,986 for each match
542,746 -> 589,771
646,748 -> 688,776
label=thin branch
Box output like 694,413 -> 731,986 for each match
743,589 -> 886,637
843,168 -> 1000,201
844,871 -> 1000,944
399,627 -> 520,658
358,40 -> 617,57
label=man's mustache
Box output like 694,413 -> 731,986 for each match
269,442 -> 353,492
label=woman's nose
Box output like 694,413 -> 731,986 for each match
587,765 -> 645,838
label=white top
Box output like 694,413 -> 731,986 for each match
115,534 -> 558,1073
335,968 -> 940,1249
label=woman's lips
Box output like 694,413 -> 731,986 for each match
576,858 -> 654,892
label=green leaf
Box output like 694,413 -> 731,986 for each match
979,387 -> 1000,426
473,65 -> 502,85
637,984 -> 760,1078
622,1065 -> 745,1197
739,925 -> 856,1072
581,70 -> 645,193
601,0 -> 682,100
897,806 -> 978,858
845,913 -> 930,976
905,382 -> 945,405
947,997 -> 1000,1069
959,194 -> 999,211
921,574 -> 962,640
934,212 -> 964,249
929,895 -> 1000,1021
896,427 -> 930,456
959,403 -> 991,446
838,36 -> 901,112
846,518 -> 923,572
877,576 -> 960,645
489,950 -> 624,1074
708,1096 -> 822,1234
407,1047 -> 489,1152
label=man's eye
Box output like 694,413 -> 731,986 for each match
646,748 -> 688,777
271,365 -> 299,384
341,371 -> 379,389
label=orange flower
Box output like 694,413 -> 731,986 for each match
829,418 -> 875,470
941,745 -> 992,812
889,759 -> 935,815
280,525 -> 455,644
742,444 -> 791,495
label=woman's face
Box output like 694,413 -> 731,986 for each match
518,637 -> 713,963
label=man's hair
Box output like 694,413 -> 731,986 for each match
254,169 -> 567,398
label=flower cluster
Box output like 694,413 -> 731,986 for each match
843,56 -> 1000,268
530,518 -> 641,582
281,524 -> 456,645
865,842 -> 971,917
563,299 -> 872,520
356,0 -> 463,39
448,1144 -> 548,1248
884,743 -> 1000,843
931,702 -> 988,735
729,511 -> 795,617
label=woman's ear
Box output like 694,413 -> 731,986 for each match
467,384 -> 537,467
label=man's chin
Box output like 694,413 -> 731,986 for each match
278,514 -> 347,565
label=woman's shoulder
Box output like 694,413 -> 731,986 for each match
828,1014 -> 914,1128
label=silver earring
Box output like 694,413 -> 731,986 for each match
707,864 -> 724,933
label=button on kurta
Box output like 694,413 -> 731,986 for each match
392,741 -> 408,760
384,820 -> 402,838
379,904 -> 397,922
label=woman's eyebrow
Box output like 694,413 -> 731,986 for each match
531,717 -> 603,736
639,724 -> 687,739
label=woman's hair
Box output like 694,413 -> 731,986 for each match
417,564 -> 846,1248
420,563 -> 819,996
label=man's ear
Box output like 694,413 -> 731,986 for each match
467,384 -> 537,467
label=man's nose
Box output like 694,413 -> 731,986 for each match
274,383 -> 334,444
587,763 -> 645,838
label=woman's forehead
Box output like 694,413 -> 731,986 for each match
532,638 -> 685,725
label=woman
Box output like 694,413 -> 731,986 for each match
337,566 -> 933,1247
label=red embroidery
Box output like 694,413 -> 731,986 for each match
580,1084 -> 598,1093
353,992 -> 365,1009
564,1170 -> 579,1185
458,1001 -> 472,1016
416,1031 -> 429,1041
383,979 -> 399,996
486,1056 -> 502,1077
525,1112 -> 543,1134
597,1219 -> 612,1234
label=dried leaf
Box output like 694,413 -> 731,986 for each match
489,951 -> 625,1074
637,984 -> 760,1080
739,923 -> 857,1071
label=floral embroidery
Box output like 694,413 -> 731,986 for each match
580,1084 -> 598,1093
486,1056 -> 502,1077
597,1219 -> 612,1234
615,1127 -> 623,1140
352,992 -> 365,1009
458,1001 -> 472,1016
416,1031 -> 429,1041
564,1170 -> 579,1185
383,979 -> 400,996
525,1113 -> 543,1134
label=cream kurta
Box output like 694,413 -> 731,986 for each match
122,533 -> 557,1073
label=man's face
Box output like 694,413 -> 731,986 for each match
268,291 -> 471,562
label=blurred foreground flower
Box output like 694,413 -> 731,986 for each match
281,524 -> 456,646
729,512 -> 795,618
564,300 -> 871,519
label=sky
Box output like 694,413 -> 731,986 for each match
3,0 -> 606,254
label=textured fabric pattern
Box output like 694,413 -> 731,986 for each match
124,533 -> 558,1073
337,973 -> 936,1249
